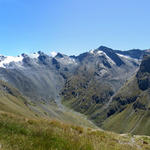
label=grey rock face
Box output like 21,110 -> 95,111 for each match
0,46 -> 148,104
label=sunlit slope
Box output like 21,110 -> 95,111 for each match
0,80 -> 35,117
101,55 -> 150,135
0,112 -> 150,150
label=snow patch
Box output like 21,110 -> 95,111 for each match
0,55 -> 23,68
89,49 -> 94,54
50,51 -> 58,57
96,50 -> 115,65
58,57 -> 77,65
104,53 -> 115,65
117,54 -> 131,59
97,51 -> 104,55
29,53 -> 39,59
117,53 -> 139,65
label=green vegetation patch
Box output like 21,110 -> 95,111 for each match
0,112 -> 149,150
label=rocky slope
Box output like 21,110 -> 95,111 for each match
0,51 -> 78,103
0,80 -> 35,117
61,46 -> 145,126
0,46 -> 150,135
0,46 -> 144,104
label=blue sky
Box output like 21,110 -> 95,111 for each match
0,0 -> 150,56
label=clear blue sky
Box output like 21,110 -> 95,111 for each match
0,0 -> 150,56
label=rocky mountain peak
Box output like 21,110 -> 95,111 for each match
55,53 -> 64,58
96,46 -> 125,66
98,45 -> 113,51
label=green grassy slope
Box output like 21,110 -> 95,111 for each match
101,55 -> 150,135
0,80 -> 35,118
0,111 -> 150,150
102,78 -> 150,135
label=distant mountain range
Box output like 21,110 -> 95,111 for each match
0,46 -> 150,135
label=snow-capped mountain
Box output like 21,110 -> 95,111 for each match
0,51 -> 78,103
0,55 -> 23,68
60,47 -> 150,131
0,46 -> 148,103
0,51 -> 78,69
0,45 -> 150,135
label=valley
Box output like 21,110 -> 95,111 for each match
0,46 -> 150,149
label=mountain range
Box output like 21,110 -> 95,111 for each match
0,46 -> 150,136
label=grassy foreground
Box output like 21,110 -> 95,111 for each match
0,112 -> 150,150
